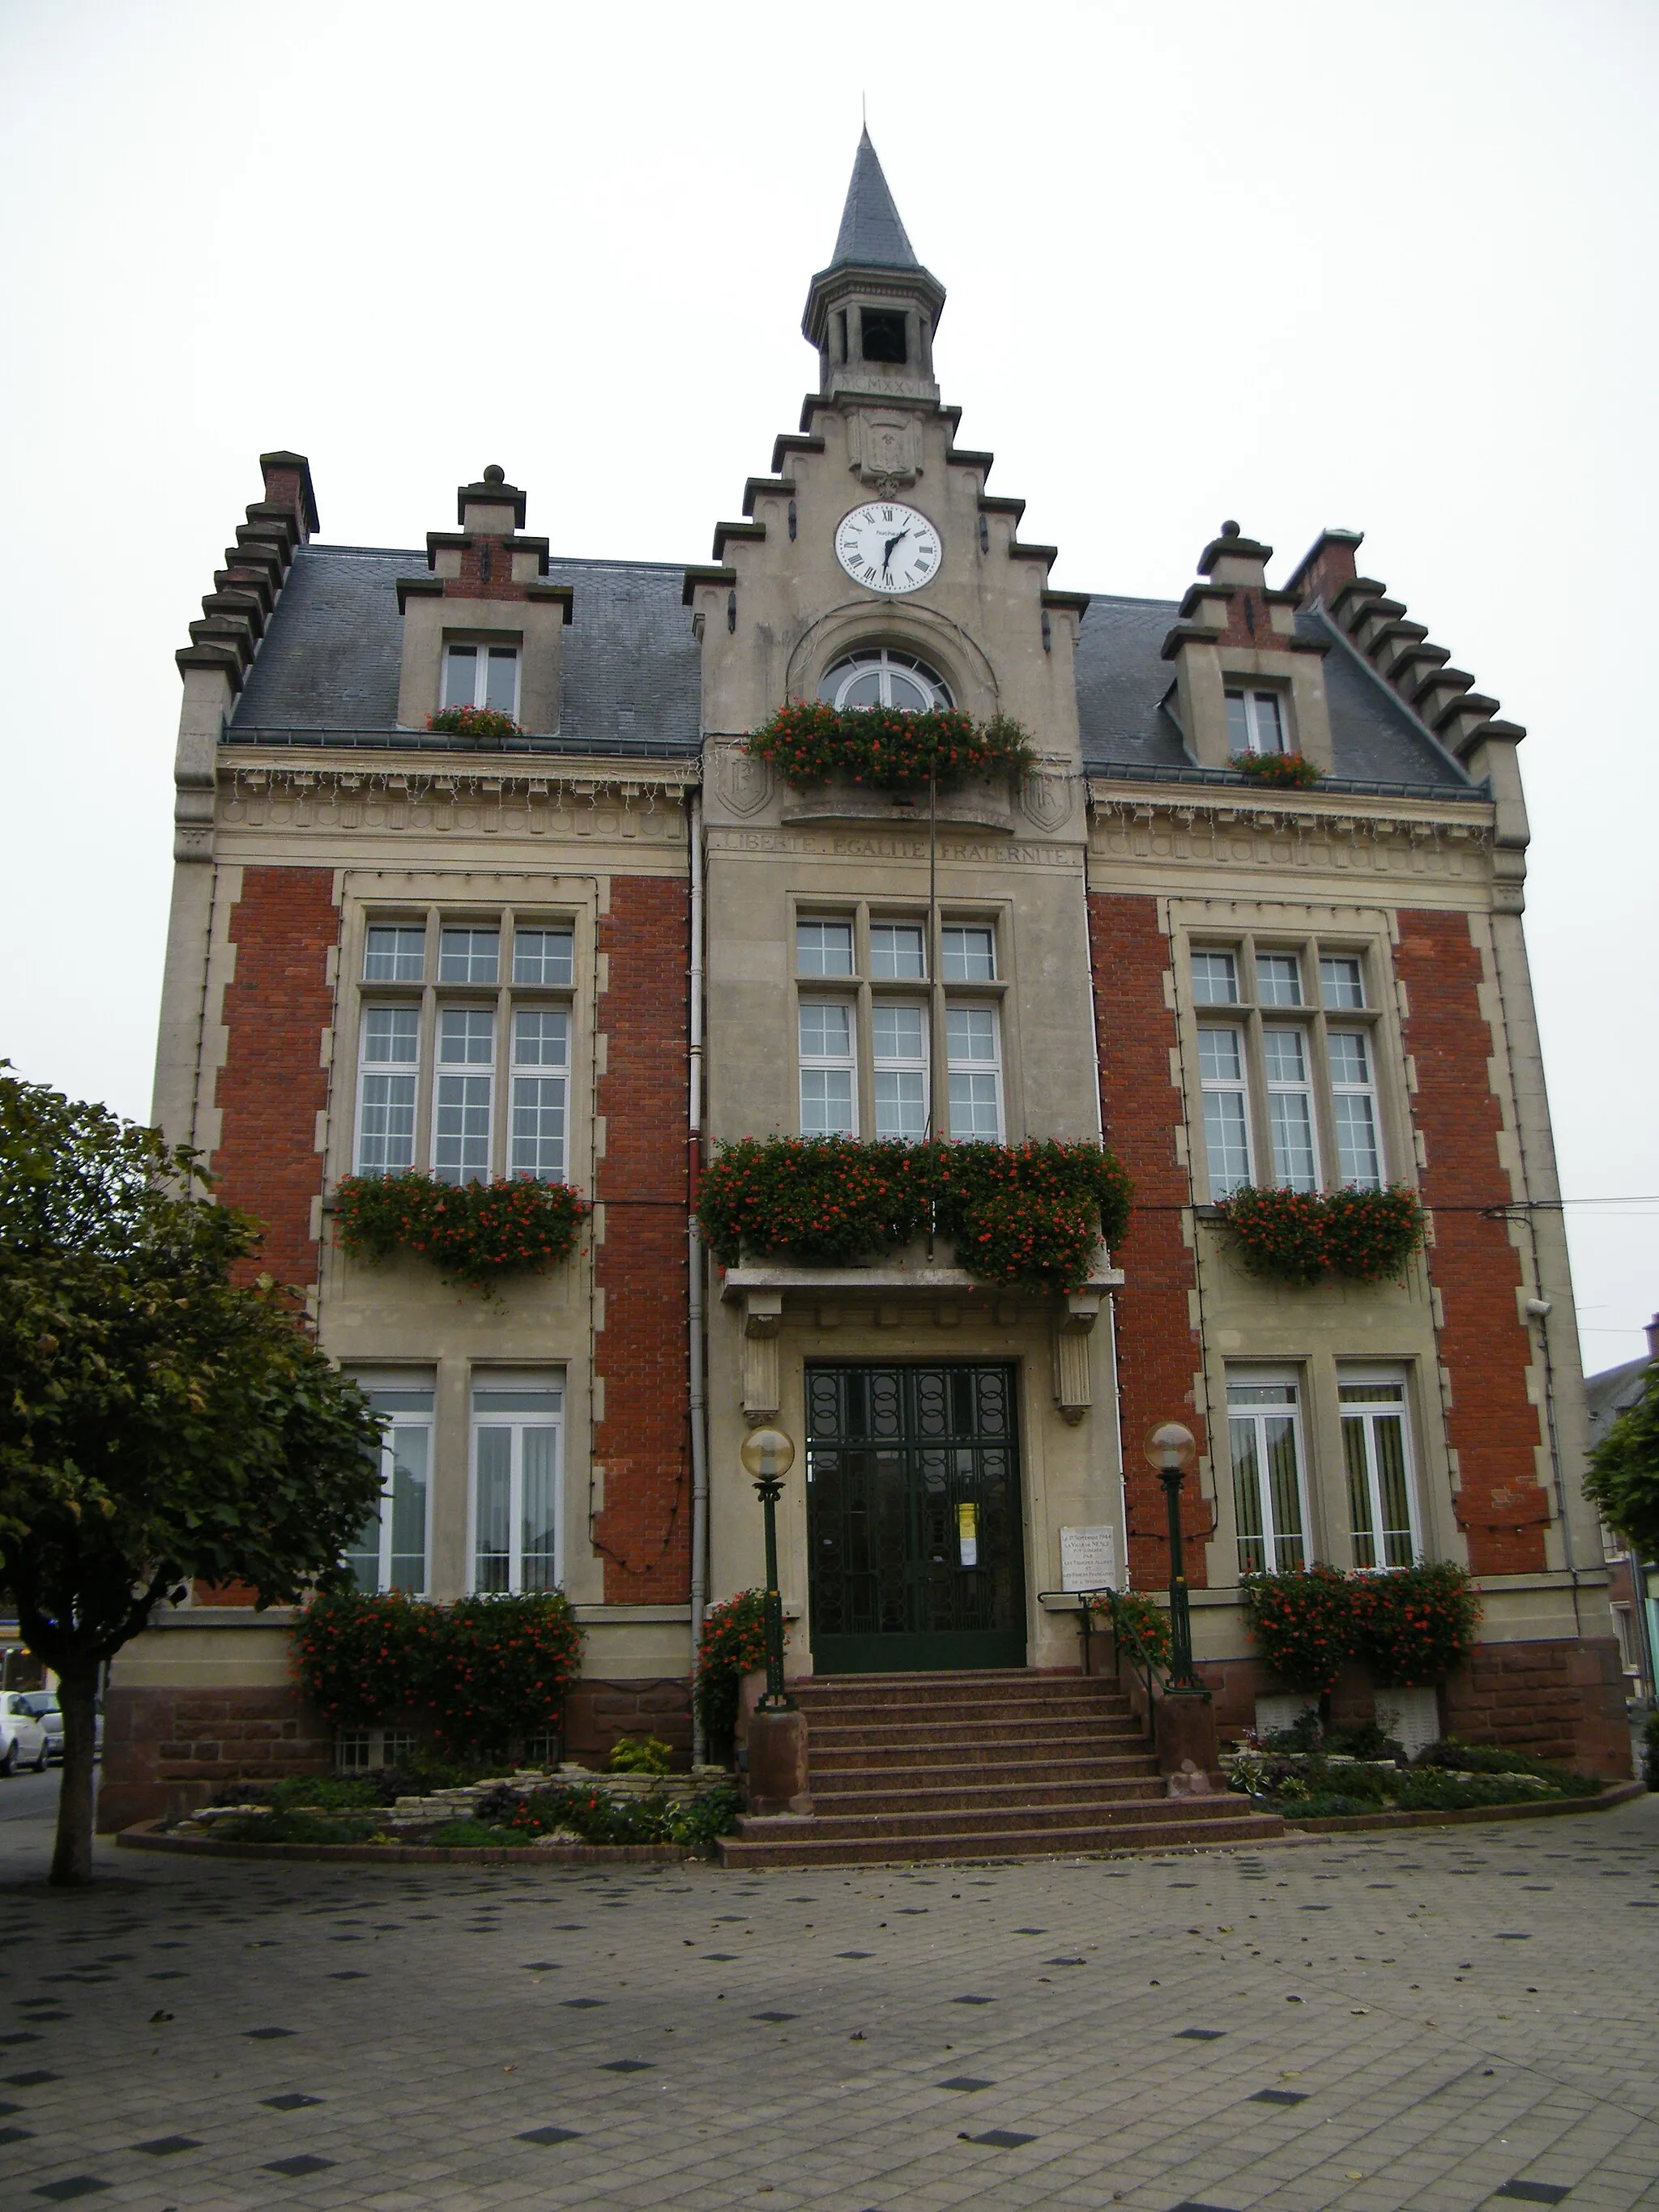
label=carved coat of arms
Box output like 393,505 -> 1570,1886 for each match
710,744 -> 774,819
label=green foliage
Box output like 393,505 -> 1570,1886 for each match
268,1775 -> 382,1813
1324,1719 -> 1408,1762
212,1809 -> 382,1845
1090,1588 -> 1173,1673
667,1780 -> 743,1850
608,1734 -> 673,1776
290,1588 -> 584,1754
1290,1791 -> 1380,1817
1583,1365 -> 1659,1560
1644,1711 -> 1659,1792
741,700 -> 1035,792
695,1137 -> 1132,1294
334,1171 -> 591,1294
424,1818 -> 536,1848
500,1779 -> 740,1848
1229,750 -> 1321,788
693,1588 -> 772,1739
1242,1563 -> 1481,1692
0,1067 -> 388,1884
1353,1562 -> 1482,1686
1241,1564 -> 1358,1694
1415,1738 -> 1601,1794
424,704 -> 522,739
1215,1184 -> 1425,1285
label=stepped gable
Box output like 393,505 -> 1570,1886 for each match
176,450 -> 317,695
723,1673 -> 1283,1869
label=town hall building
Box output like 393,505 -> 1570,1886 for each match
100,134 -> 1629,1839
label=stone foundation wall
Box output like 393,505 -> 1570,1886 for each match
562,1677 -> 693,1770
100,1685 -> 333,1833
1190,1635 -> 1631,1779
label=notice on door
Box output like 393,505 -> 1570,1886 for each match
957,1500 -> 979,1567
1060,1524 -> 1118,1593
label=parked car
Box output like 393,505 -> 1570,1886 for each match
0,1693 -> 50,1774
13,1692 -> 64,1762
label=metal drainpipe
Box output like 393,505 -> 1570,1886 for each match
687,790 -> 710,1764
1079,791 -> 1131,1593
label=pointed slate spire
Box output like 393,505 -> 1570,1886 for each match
830,128 -> 920,272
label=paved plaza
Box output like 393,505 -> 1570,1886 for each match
0,1780 -> 1656,2212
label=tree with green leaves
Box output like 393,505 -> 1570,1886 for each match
1584,1363 -> 1659,1563
0,1068 -> 385,1886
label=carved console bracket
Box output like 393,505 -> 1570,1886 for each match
741,1290 -> 785,1423
1051,1290 -> 1103,1425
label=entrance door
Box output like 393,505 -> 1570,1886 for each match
806,1363 -> 1026,1673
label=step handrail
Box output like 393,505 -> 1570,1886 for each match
1038,1585 -> 1171,1713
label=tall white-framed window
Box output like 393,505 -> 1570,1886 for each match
510,1009 -> 569,1181
1339,1370 -> 1421,1568
800,1000 -> 857,1136
872,1002 -> 928,1140
941,925 -> 996,982
1226,688 -> 1288,755
346,1387 -> 433,1594
513,926 -> 574,986
869,922 -> 926,980
1320,954 -> 1366,1010
946,1004 -> 1003,1140
1227,1373 -> 1309,1575
364,924 -> 426,982
355,1007 -> 420,1175
434,1008 -> 495,1183
471,1379 -> 563,1593
439,926 -> 501,983
1263,1026 -> 1320,1191
1328,1029 -> 1384,1188
797,918 -> 855,977
1192,949 -> 1240,1006
442,641 -> 520,717
1198,1024 -> 1253,1199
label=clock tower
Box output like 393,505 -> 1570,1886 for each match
804,127 -> 946,411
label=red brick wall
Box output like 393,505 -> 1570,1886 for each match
1088,892 -> 1210,1587
592,876 -> 691,1602
215,864 -> 338,1292
1396,910 -> 1548,1573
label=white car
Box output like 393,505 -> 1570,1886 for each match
0,1693 -> 49,1775
13,1692 -> 66,1762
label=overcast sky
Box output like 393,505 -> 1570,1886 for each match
2,1 -> 1654,1366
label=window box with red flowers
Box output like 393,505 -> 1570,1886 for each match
695,1136 -> 1132,1296
333,1172 -> 591,1294
425,704 -> 523,741
741,701 -> 1035,793
1240,1561 -> 1481,1694
1230,750 -> 1321,789
1213,1185 -> 1424,1287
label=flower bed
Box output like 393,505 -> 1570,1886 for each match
741,701 -> 1035,791
1213,1185 -> 1424,1285
695,1137 -> 1132,1294
292,1590 -> 584,1756
1240,1561 -> 1481,1693
1230,750 -> 1321,788
425,704 -> 523,740
1225,1738 -> 1606,1823
334,1172 -> 591,1293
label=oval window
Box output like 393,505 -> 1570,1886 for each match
817,647 -> 953,713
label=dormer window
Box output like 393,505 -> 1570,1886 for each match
859,308 -> 908,364
443,641 -> 520,717
818,648 -> 953,712
1226,688 -> 1287,755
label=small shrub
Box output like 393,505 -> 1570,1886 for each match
1291,1791 -> 1379,1818
1644,1711 -> 1659,1792
1354,1563 -> 1482,1686
1392,1769 -> 1552,1813
1414,1738 -> 1601,1795
1260,1710 -> 1325,1753
211,1810 -> 380,1845
424,1818 -> 535,1848
429,1592 -> 584,1758
1240,1565 -> 1357,1694
269,1775 -> 382,1813
669,1782 -> 743,1852
608,1734 -> 674,1776
694,1589 -> 773,1741
1324,1720 -> 1407,1762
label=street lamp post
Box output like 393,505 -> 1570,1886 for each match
1145,1421 -> 1201,1690
739,1426 -> 796,1713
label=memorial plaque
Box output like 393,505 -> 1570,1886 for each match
1060,1524 -> 1116,1592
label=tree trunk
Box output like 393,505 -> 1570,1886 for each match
51,1659 -> 101,1887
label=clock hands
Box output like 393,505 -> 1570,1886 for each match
881,526 -> 911,578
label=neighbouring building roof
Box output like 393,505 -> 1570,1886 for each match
227,543 -> 1479,791
1585,1353 -> 1655,1444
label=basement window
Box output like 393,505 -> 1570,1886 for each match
859,309 -> 908,364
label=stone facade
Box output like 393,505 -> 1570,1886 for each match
100,133 -> 1627,1827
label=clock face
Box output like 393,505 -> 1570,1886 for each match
834,501 -> 941,595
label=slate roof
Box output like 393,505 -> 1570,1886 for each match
830,129 -> 921,272
1585,1353 -> 1654,1444
229,544 -> 1478,792
1074,595 -> 1475,793
229,546 -> 702,756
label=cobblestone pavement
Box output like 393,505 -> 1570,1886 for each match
0,1788 -> 1656,2212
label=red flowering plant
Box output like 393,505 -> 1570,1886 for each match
1214,1185 -> 1424,1287
1089,1588 -> 1174,1674
334,1171 -> 591,1295
1350,1562 -> 1481,1686
693,1588 -> 774,1741
425,704 -> 522,740
292,1590 -> 423,1728
694,1137 -> 1132,1295
1230,751 -> 1321,788
1239,1563 -> 1357,1695
740,700 -> 1035,793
